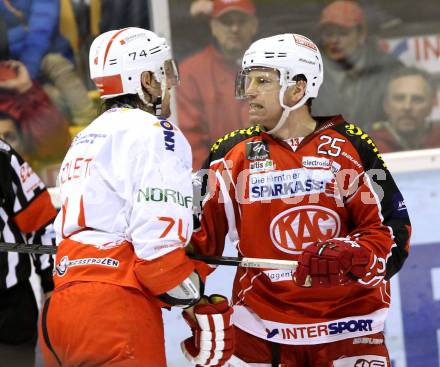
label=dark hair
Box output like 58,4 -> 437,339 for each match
388,67 -> 437,96
99,94 -> 146,114
0,110 -> 21,134
0,109 -> 23,142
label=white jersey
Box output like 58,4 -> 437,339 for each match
53,107 -> 195,294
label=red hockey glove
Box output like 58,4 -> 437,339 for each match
357,253 -> 387,287
294,239 -> 371,288
181,295 -> 234,366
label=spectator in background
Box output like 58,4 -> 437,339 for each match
1,0 -> 71,79
0,0 -> 96,125
0,60 -> 71,185
0,138 -> 56,367
0,111 -> 25,157
97,0 -> 150,32
177,0 -> 258,169
0,14 -> 8,60
190,0 -> 213,17
371,67 -> 440,152
312,0 -> 402,131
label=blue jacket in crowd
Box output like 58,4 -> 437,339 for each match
0,0 -> 73,79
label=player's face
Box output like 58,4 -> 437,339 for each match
0,118 -> 22,152
384,75 -> 434,133
159,60 -> 179,118
146,60 -> 178,118
320,24 -> 365,61
242,68 -> 283,128
160,86 -> 171,118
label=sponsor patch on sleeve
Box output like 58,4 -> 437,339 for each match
249,159 -> 275,173
246,141 -> 269,161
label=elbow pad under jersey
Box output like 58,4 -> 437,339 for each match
158,270 -> 204,308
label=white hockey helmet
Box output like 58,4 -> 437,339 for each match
89,27 -> 178,100
236,33 -> 323,134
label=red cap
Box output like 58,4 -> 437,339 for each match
320,1 -> 365,28
212,0 -> 256,18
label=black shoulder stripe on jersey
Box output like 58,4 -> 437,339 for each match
205,125 -> 263,167
332,122 -> 387,169
332,122 -> 410,280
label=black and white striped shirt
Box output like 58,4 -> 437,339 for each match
0,139 -> 57,292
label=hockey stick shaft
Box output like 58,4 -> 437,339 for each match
190,254 -> 298,270
0,242 -> 297,270
0,241 -> 56,255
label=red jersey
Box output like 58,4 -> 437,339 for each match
191,116 -> 411,345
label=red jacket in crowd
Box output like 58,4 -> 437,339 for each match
371,121 -> 440,153
0,82 -> 71,161
177,45 -> 249,169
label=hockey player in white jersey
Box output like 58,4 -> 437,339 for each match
39,27 -> 234,367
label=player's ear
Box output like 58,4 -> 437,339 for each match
284,80 -> 306,107
141,71 -> 160,101
140,71 -> 152,90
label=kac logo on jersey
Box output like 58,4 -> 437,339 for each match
246,141 -> 269,161
155,117 -> 176,152
270,205 -> 341,254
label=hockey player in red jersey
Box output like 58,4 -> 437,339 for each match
191,33 -> 411,366
39,27 -> 234,367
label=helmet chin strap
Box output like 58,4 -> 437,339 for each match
266,83 -> 309,135
156,77 -> 169,117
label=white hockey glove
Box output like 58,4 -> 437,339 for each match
181,294 -> 234,366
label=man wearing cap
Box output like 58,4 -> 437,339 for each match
312,0 -> 402,131
177,0 -> 258,169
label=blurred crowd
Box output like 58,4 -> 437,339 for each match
0,0 -> 439,182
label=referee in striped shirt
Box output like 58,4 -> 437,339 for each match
0,138 -> 57,366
